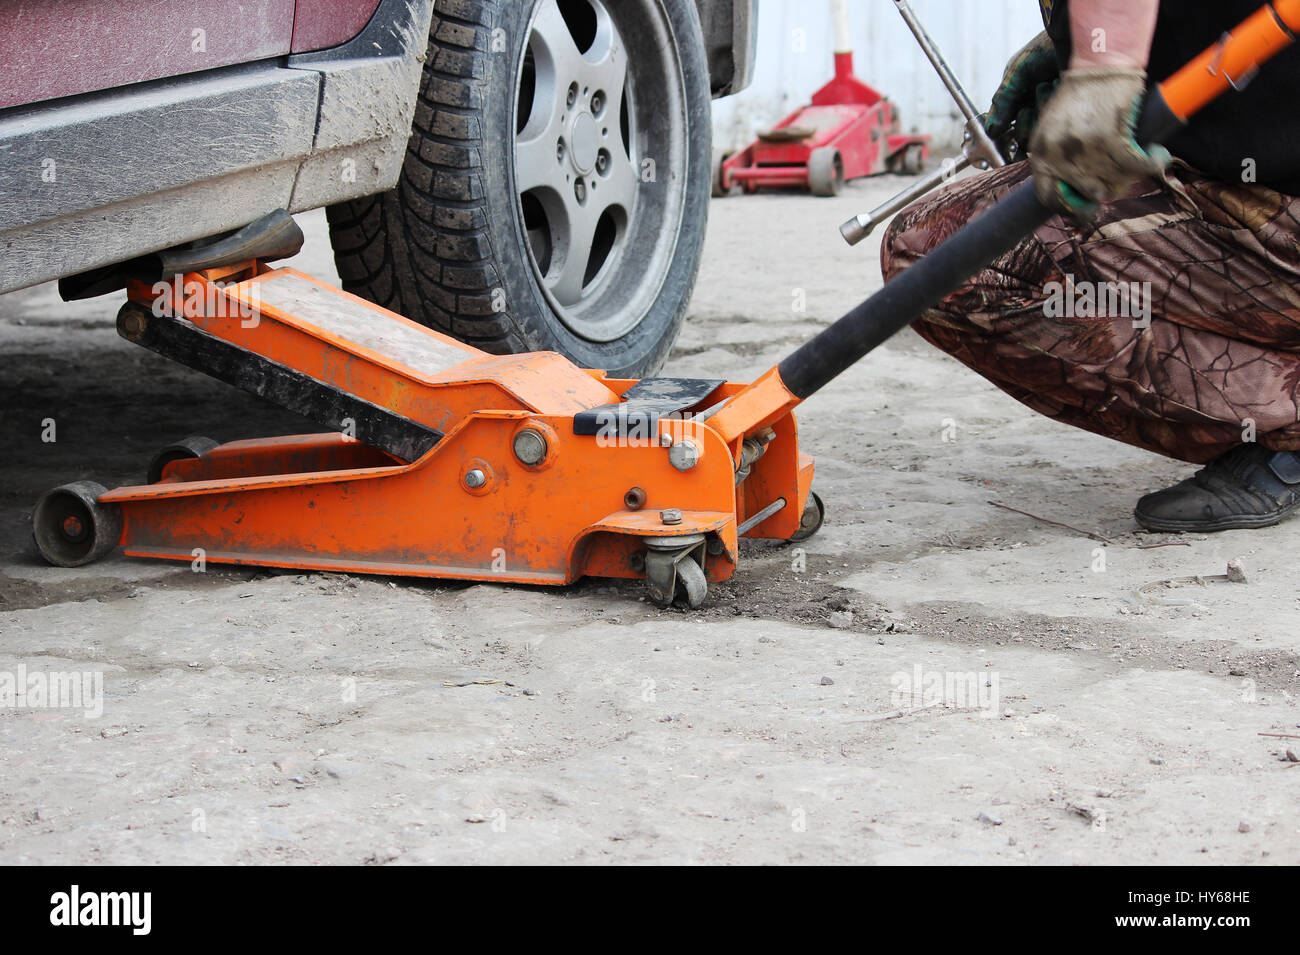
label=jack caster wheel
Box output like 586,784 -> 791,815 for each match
643,534 -> 709,609
147,435 -> 218,484
901,143 -> 925,176
788,492 -> 825,543
808,147 -> 845,197
32,481 -> 122,568
673,556 -> 708,609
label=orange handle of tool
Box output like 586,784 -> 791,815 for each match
1159,0 -> 1300,120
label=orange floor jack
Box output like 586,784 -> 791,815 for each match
36,244 -> 821,608
33,1 -> 1300,607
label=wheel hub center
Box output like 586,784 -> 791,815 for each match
569,111 -> 600,175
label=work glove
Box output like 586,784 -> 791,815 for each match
985,31 -> 1061,157
1029,68 -> 1171,217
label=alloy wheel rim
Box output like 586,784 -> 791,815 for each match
513,0 -> 688,343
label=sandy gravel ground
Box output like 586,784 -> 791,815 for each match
2,172 -> 1297,865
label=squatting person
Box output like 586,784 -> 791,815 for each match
882,0 -> 1300,532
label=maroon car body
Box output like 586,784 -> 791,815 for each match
0,1 -> 388,110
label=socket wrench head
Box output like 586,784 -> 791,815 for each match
839,213 -> 879,246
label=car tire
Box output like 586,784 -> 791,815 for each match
326,0 -> 713,378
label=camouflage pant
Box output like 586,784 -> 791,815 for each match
881,160 -> 1300,463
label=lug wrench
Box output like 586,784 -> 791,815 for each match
840,0 -> 1008,246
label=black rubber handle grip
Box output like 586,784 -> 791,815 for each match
777,91 -> 1185,400
778,183 -> 1049,399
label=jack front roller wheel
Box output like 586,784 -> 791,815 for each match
808,147 -> 845,197
147,435 -> 218,484
712,150 -> 733,198
788,492 -> 825,543
32,481 -> 122,568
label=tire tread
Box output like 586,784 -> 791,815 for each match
327,0 -> 526,354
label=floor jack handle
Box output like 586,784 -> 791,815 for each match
775,0 -> 1300,403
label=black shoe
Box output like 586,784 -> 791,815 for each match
1135,444 -> 1300,532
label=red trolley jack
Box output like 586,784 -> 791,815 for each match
715,0 -> 931,197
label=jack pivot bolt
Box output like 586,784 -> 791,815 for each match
513,429 -> 548,466
668,440 -> 700,471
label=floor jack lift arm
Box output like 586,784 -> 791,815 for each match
33,1 -> 1300,608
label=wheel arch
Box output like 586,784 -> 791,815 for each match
695,0 -> 759,98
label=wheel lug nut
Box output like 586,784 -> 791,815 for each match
566,83 -> 578,107
557,138 -> 566,162
575,180 -> 586,202
591,91 -> 604,113
596,151 -> 609,174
